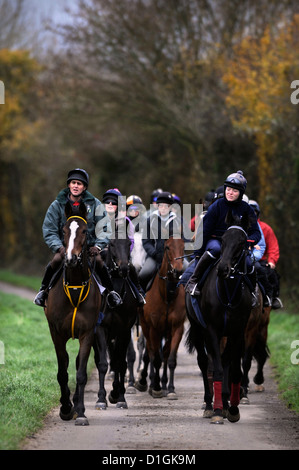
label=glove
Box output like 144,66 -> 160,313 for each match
58,246 -> 65,256
89,246 -> 101,256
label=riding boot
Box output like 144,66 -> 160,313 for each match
129,264 -> 146,305
34,263 -> 55,307
247,266 -> 258,308
185,251 -> 215,296
97,264 -> 123,308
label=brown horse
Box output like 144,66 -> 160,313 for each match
138,236 -> 186,399
44,201 -> 102,426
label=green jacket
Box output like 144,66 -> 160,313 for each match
42,188 -> 112,253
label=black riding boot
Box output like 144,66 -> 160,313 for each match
97,264 -> 123,308
129,264 -> 146,305
185,251 -> 215,296
34,263 -> 55,307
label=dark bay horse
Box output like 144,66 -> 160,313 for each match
137,236 -> 186,399
241,301 -> 271,402
186,212 -> 253,424
94,217 -> 139,409
44,201 -> 102,426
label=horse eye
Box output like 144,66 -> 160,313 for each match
82,229 -> 87,234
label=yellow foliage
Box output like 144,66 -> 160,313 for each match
222,15 -> 299,206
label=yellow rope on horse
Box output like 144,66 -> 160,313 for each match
63,278 -> 91,339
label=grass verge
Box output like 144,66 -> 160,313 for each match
0,291 -> 93,450
267,311 -> 299,413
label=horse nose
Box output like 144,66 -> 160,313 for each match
119,263 -> 129,278
66,254 -> 78,267
217,263 -> 230,279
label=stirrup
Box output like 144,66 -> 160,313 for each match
185,281 -> 200,296
251,292 -> 258,308
106,291 -> 123,308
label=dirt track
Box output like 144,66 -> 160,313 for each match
1,282 -> 299,452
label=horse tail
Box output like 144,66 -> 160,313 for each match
185,322 -> 199,354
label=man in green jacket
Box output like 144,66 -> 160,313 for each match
34,168 -> 122,308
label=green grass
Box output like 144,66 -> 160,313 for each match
0,269 -> 41,291
0,291 -> 91,450
268,311 -> 299,413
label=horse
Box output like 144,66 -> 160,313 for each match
94,217 -> 139,409
137,236 -> 186,399
44,201 -> 102,426
185,211 -> 254,424
241,302 -> 271,402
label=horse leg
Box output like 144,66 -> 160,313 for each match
73,332 -> 93,425
134,347 -> 149,391
126,336 -> 137,394
208,329 -> 224,424
109,333 -> 130,408
94,326 -> 108,410
148,329 -> 163,398
166,324 -> 184,399
226,337 -> 243,423
52,333 -> 75,421
241,347 -> 253,403
253,336 -> 269,391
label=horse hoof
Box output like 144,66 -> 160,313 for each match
134,380 -> 148,392
255,384 -> 265,392
151,389 -> 164,398
116,401 -> 128,409
240,397 -> 250,405
95,401 -> 107,410
227,406 -> 240,423
203,409 -> 214,418
126,385 -> 137,394
167,392 -> 178,400
210,414 -> 224,424
75,416 -> 89,426
59,406 -> 75,421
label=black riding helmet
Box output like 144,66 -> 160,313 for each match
224,170 -> 247,201
67,168 -> 89,188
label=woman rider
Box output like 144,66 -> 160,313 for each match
34,169 -> 122,308
184,170 -> 261,305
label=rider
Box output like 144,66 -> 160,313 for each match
184,171 -> 261,305
102,189 -> 146,305
249,199 -> 283,309
139,191 -> 181,290
34,169 -> 122,308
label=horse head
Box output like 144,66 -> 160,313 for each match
163,236 -> 184,281
217,210 -> 249,279
64,201 -> 88,267
107,217 -> 131,278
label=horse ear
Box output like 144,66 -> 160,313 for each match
65,200 -> 73,219
78,201 -> 87,220
242,212 -> 251,233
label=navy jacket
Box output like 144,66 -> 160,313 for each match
194,197 -> 261,257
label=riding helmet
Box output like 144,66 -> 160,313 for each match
156,191 -> 174,205
126,195 -> 143,210
67,168 -> 89,187
224,170 -> 247,194
249,199 -> 260,217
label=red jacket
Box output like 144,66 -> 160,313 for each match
259,219 -> 280,266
